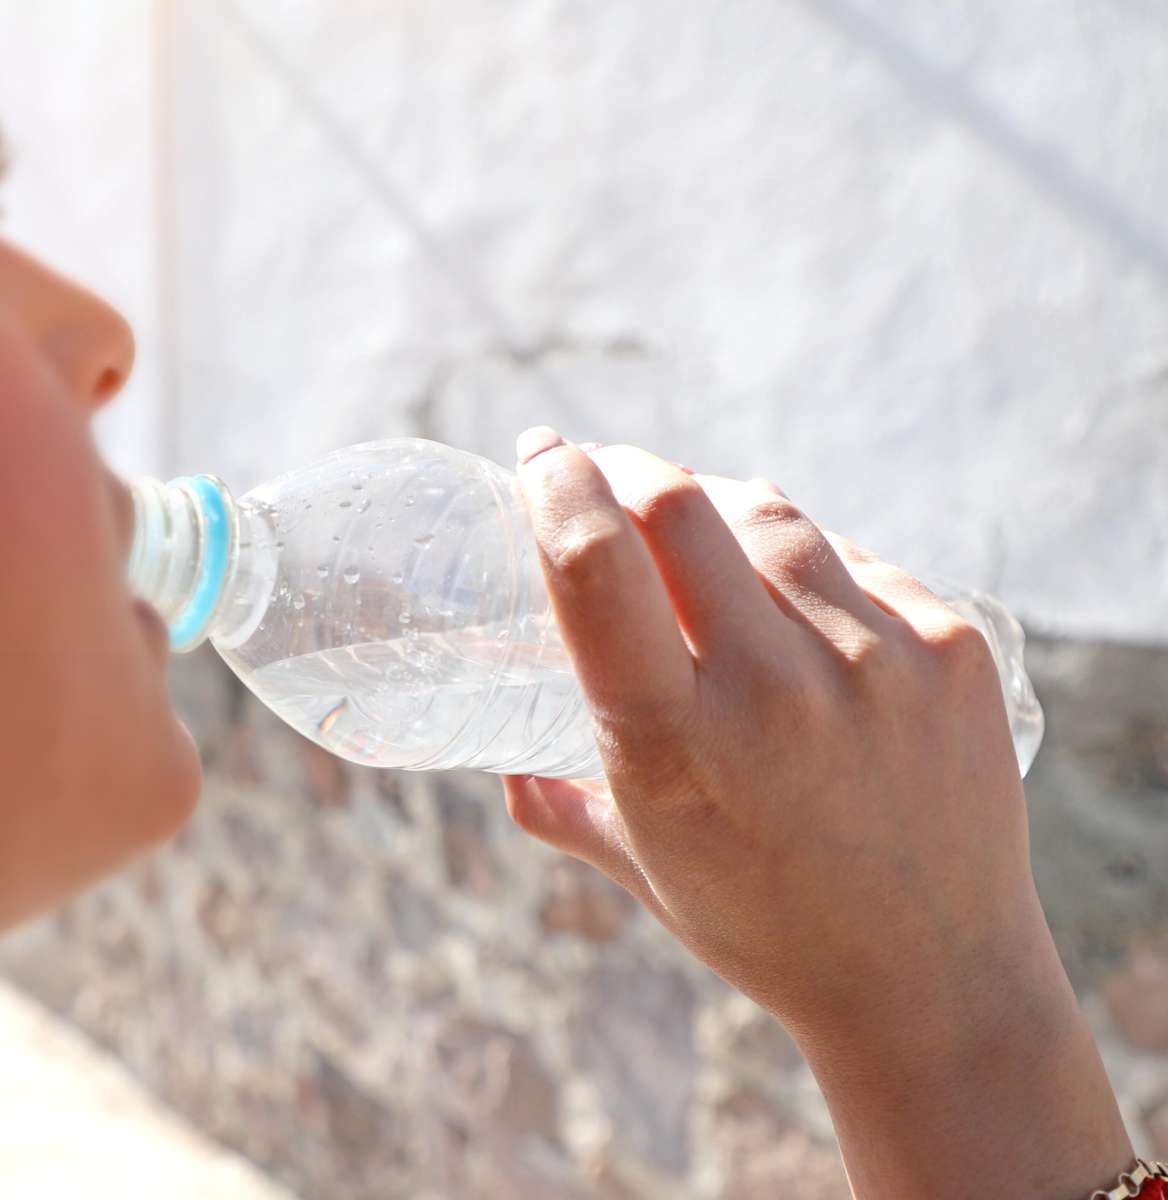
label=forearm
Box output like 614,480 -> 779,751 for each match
799,922 -> 1132,1199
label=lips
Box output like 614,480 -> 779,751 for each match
133,596 -> 170,660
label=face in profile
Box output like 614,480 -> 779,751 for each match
0,234 -> 201,928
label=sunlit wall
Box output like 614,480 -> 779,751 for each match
2,0 -> 1166,640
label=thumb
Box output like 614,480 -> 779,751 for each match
501,776 -> 668,919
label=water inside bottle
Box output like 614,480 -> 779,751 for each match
245,633 -> 603,776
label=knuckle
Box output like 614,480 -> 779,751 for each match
736,500 -> 831,577
634,476 -> 710,534
923,616 -> 994,678
736,495 -> 807,533
836,629 -> 904,696
543,508 -> 626,578
737,498 -> 818,544
834,539 -> 882,570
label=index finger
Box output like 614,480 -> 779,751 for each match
515,426 -> 696,737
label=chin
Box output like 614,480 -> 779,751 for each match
138,717 -> 203,846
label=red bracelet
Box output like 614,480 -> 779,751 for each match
1090,1159 -> 1168,1200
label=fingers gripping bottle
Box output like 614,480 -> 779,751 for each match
127,439 -> 1045,779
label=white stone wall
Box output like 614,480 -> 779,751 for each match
0,0 -> 163,476
3,0 -> 1167,640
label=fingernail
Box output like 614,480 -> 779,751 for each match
516,425 -> 566,465
577,442 -> 605,453
671,460 -> 695,476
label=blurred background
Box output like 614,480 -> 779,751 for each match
0,2 -> 1166,1197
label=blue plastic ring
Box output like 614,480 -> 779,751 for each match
169,475 -> 231,652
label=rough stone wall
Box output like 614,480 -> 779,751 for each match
0,983 -> 295,1199
1,4 -> 1167,1196
1,637 -> 1166,1199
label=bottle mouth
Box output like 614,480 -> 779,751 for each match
128,475 -> 235,653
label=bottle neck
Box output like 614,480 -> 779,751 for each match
127,475 -> 240,652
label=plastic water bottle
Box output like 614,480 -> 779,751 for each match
127,438 -> 1045,778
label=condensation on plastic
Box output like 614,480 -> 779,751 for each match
129,439 -> 1044,779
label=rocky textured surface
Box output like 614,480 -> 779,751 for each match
1023,640 -> 1168,988
0,634 -> 1164,1198
0,980 -> 295,1199
0,5 -> 1166,1193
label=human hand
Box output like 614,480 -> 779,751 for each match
503,427 -> 1130,1196
505,428 -> 1037,1033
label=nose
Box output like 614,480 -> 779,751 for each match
32,271 -> 136,410
42,300 -> 136,408
0,240 -> 136,409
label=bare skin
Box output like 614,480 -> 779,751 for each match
0,239 -> 200,929
504,428 -> 1133,1198
0,227 -> 1132,1197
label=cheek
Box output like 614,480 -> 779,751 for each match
0,638 -> 201,928
75,612 -> 204,847
0,317 -> 201,915
0,331 -> 126,641
2,345 -> 196,779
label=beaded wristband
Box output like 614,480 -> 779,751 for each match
1090,1158 -> 1168,1200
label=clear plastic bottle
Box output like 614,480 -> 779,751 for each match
127,438 -> 1045,778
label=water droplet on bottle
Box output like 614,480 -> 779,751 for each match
292,593 -> 306,610
374,521 -> 384,530
496,629 -> 510,643
391,571 -> 404,585
343,566 -> 360,584
399,607 -> 412,624
331,534 -> 341,543
316,565 -> 330,578
339,499 -> 353,509
357,497 -> 371,514
304,501 -> 312,510
405,626 -> 419,641
413,534 -> 434,548
404,493 -> 416,507
275,541 -> 285,551
352,480 -> 363,491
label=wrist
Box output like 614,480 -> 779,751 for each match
795,907 -> 1132,1198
